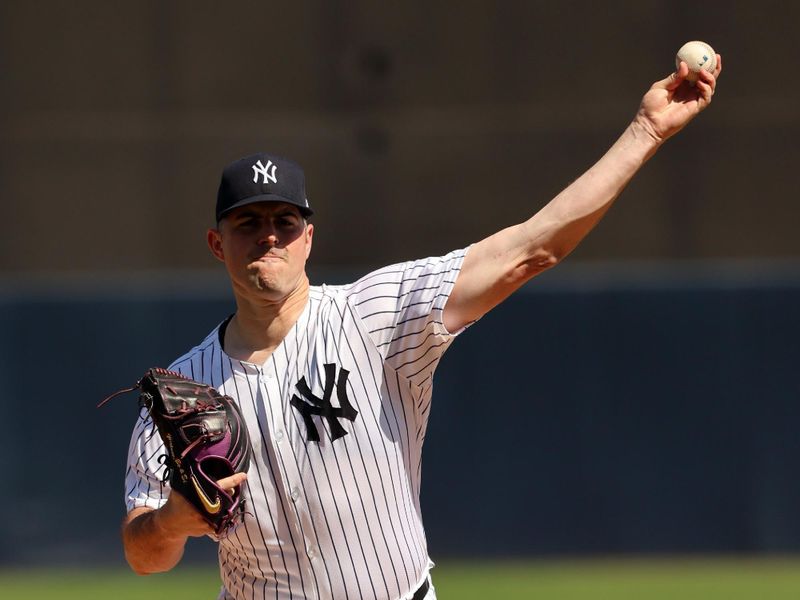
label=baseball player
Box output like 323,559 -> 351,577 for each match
121,59 -> 721,599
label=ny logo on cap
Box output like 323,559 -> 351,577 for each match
252,159 -> 278,185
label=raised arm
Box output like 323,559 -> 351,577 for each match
444,57 -> 722,332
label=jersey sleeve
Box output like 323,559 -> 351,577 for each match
124,409 -> 170,513
347,247 -> 472,385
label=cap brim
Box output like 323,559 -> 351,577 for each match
217,194 -> 313,220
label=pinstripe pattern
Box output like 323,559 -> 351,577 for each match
125,248 -> 469,599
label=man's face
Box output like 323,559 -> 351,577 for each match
207,202 -> 314,302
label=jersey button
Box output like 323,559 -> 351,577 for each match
307,547 -> 316,560
275,430 -> 285,442
290,487 -> 300,502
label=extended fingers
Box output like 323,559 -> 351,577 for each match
696,68 -> 717,104
695,80 -> 713,104
698,53 -> 721,104
218,472 -> 248,495
654,61 -> 689,91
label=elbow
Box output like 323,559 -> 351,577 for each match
122,514 -> 174,576
125,557 -> 149,576
129,565 -> 154,577
124,548 -> 157,576
531,248 -> 561,271
125,552 -> 169,576
512,249 -> 560,283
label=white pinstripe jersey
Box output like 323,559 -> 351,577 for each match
125,248 -> 470,600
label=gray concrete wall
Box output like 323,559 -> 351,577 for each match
2,263 -> 798,565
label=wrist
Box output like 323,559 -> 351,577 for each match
152,505 -> 188,543
622,119 -> 663,162
630,117 -> 663,145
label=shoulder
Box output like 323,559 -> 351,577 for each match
340,249 -> 470,301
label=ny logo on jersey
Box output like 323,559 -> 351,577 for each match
291,363 -> 358,443
252,159 -> 278,185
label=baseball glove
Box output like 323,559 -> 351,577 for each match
100,368 -> 252,536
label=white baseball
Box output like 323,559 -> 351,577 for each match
675,41 -> 717,85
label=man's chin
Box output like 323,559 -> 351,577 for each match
249,274 -> 280,294
245,264 -> 279,289
237,265 -> 305,302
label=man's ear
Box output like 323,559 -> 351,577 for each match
305,223 -> 314,259
207,228 -> 225,262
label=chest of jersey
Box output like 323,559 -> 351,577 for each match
218,290 -> 426,503
213,292 -> 430,598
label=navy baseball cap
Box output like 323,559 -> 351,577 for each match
216,152 -> 313,222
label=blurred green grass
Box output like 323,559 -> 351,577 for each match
3,558 -> 800,599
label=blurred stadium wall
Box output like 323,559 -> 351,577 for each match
1,1 -> 798,565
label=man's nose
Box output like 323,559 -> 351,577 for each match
257,224 -> 279,245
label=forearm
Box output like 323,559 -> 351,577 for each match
445,120 -> 662,331
520,118 -> 661,263
122,508 -> 188,575
445,61 -> 720,332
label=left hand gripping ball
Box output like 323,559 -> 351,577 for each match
675,40 -> 717,85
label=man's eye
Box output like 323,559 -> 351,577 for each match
277,218 -> 296,227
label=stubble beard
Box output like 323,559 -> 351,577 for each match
247,264 -> 280,294
244,260 -> 304,302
